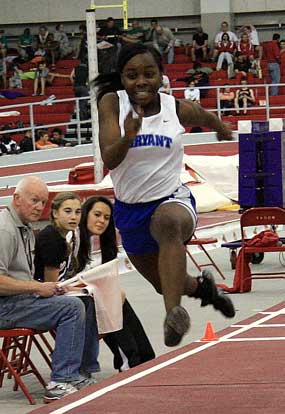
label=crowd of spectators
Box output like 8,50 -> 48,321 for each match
0,17 -> 284,148
0,125 -> 73,155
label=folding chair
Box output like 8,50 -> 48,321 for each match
239,207 -> 285,292
186,234 -> 225,280
0,328 -> 46,405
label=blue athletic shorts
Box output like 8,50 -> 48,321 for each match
114,185 -> 197,255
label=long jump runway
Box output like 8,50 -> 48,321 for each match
29,301 -> 285,414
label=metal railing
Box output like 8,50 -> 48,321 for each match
1,81 -> 285,151
0,95 -> 91,149
170,81 -> 285,119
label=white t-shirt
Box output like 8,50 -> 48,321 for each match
249,28 -> 259,46
184,88 -> 200,102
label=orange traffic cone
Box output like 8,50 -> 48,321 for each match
201,322 -> 219,341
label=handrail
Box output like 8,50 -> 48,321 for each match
169,81 -> 285,119
1,81 -> 285,151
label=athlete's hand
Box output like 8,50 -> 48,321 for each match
216,122 -> 233,141
124,106 -> 143,142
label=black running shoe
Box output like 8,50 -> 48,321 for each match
164,305 -> 191,347
194,270 -> 235,318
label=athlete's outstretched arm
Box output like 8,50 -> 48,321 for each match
178,100 -> 233,141
98,93 -> 142,169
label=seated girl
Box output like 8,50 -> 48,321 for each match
34,192 -> 100,384
78,196 -> 155,371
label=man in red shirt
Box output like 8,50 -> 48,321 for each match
266,33 -> 281,96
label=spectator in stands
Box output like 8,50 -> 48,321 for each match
33,61 -> 49,96
0,126 -> 20,155
36,25 -> 49,48
35,129 -> 58,150
32,44 -> 46,64
184,80 -> 200,104
54,23 -> 72,59
34,192 -> 100,382
0,48 -> 7,89
234,52 -> 250,78
71,58 -> 89,121
213,21 -> 238,61
97,17 -> 122,49
45,33 -> 60,68
174,62 -> 210,98
236,33 -> 255,67
0,29 -> 8,57
50,127 -> 72,147
280,39 -> 285,56
97,17 -> 122,73
266,33 -> 281,96
234,77 -> 255,114
191,27 -> 209,63
238,24 -> 262,62
0,176 -> 96,402
78,196 -> 155,372
153,24 -> 175,64
9,64 -> 23,88
144,18 -> 158,45
74,24 -> 87,61
123,20 -> 145,44
18,28 -> 35,61
19,130 -> 34,152
219,85 -> 235,115
159,74 -> 170,94
216,32 -> 235,78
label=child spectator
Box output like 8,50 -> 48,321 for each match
9,64 -> 23,88
19,130 -> 34,152
32,43 -> 46,63
184,80 -> 200,103
35,129 -> 58,150
0,126 -> 20,154
234,77 -> 256,114
219,85 -> 235,115
33,61 -> 49,96
50,127 -> 72,147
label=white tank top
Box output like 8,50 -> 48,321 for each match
110,90 -> 185,203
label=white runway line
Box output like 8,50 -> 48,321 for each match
223,337 -> 285,341
232,324 -> 285,328
50,307 -> 285,414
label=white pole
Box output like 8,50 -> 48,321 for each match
86,8 -> 104,184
